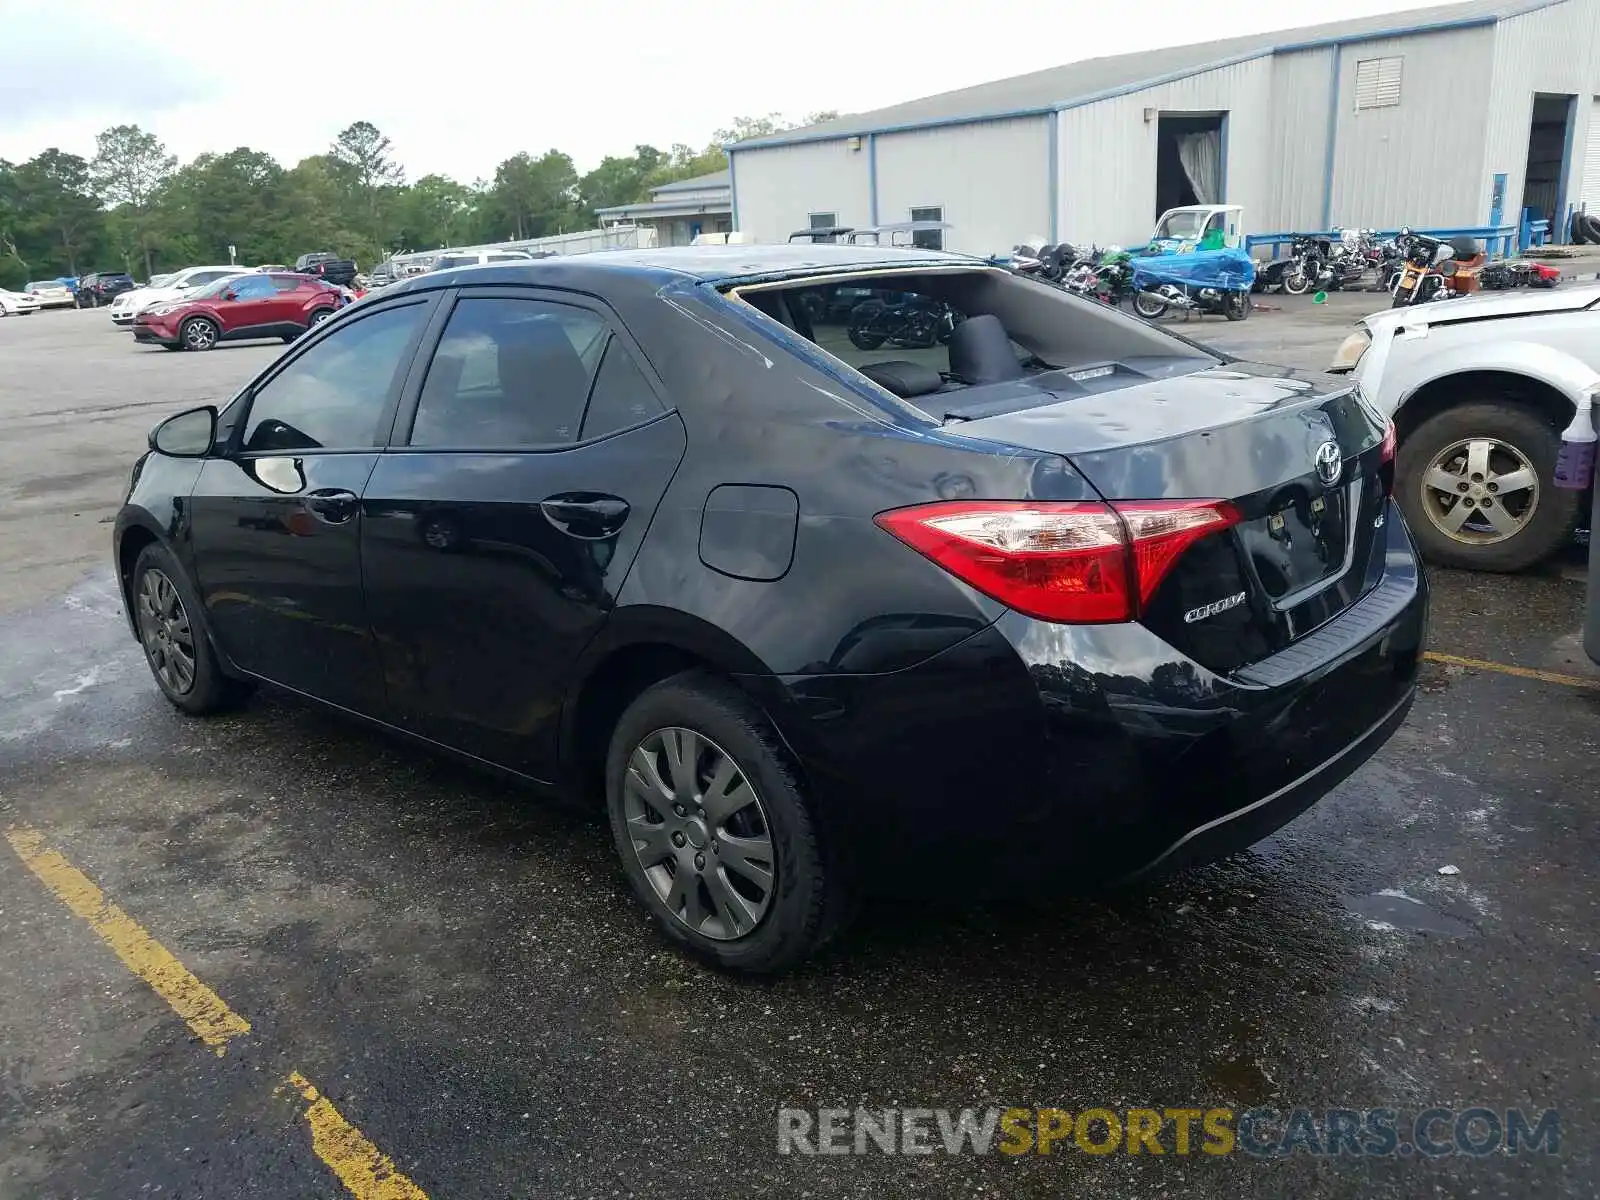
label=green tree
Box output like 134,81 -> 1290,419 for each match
578,145 -> 668,213
392,174 -> 476,251
11,150 -> 103,276
488,150 -> 579,240
89,125 -> 176,276
158,148 -> 290,266
329,121 -> 404,248
0,161 -> 35,287
712,111 -> 840,147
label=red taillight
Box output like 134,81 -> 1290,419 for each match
873,499 -> 1241,624
1379,420 -> 1397,497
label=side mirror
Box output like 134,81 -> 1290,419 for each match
150,405 -> 218,458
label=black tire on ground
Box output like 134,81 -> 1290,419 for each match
604,670 -> 852,975
130,542 -> 254,714
1282,268 -> 1310,296
1584,214 -> 1600,244
1571,212 -> 1592,244
1223,292 -> 1251,321
161,344 -> 182,351
1395,401 -> 1579,572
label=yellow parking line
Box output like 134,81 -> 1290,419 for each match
285,1072 -> 430,1199
4,824 -> 250,1054
1423,651 -> 1600,691
5,823 -> 430,1199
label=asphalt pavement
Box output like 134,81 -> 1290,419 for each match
0,300 -> 1596,1199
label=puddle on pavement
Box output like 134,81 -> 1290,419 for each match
1342,890 -> 1477,936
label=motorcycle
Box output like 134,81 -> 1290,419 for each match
1389,233 -> 1479,306
1253,234 -> 1318,295
847,293 -> 962,349
1133,282 -> 1252,321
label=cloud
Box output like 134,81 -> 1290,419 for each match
0,9 -> 224,130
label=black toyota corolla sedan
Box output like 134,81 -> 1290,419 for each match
114,245 -> 1426,973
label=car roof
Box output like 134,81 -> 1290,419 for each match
383,244 -> 976,296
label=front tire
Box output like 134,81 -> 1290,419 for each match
180,316 -> 219,351
1281,267 -> 1310,296
131,543 -> 252,714
605,671 -> 850,975
1223,292 -> 1251,321
1396,402 -> 1577,572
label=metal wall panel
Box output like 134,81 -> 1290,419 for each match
1328,26 -> 1496,229
1055,56 -> 1274,248
873,118 -> 1052,255
728,141 -> 872,244
1264,47 -> 1337,232
1483,0 -> 1600,230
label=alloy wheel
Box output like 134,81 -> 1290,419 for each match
311,310 -> 333,325
1417,437 -> 1540,546
622,727 -> 776,941
183,319 -> 217,350
136,568 -> 197,694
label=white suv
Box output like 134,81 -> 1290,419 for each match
110,266 -> 251,326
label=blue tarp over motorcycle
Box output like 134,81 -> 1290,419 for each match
1130,245 -> 1256,291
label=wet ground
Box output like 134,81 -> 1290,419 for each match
1,301 -> 1596,1198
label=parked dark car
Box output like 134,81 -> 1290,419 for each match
132,272 -> 345,350
76,272 -> 136,307
113,246 -> 1425,974
294,252 -> 358,287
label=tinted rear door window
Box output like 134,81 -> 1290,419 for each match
408,297 -> 606,448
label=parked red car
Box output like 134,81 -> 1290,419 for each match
133,273 -> 346,351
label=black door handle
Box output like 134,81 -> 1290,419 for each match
539,493 -> 630,539
305,488 -> 359,524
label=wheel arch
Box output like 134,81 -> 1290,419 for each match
1391,341 -> 1599,443
115,518 -> 164,640
558,607 -> 801,804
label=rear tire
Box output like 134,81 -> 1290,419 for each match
180,316 -> 219,351
605,671 -> 852,975
1133,293 -> 1168,319
1396,401 -> 1577,572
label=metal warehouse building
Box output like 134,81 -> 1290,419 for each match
727,0 -> 1600,254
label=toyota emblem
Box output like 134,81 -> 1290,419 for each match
1314,441 -> 1342,488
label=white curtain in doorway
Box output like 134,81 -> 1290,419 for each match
1176,130 -> 1221,204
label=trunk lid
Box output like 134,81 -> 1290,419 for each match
944,362 -> 1391,674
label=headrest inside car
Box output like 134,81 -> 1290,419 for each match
858,360 -> 945,398
948,313 -> 1025,385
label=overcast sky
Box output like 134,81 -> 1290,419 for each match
2,0 -> 1439,179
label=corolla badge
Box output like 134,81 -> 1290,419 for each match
1184,591 -> 1247,623
1314,440 -> 1343,487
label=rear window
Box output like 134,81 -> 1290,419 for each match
732,268 -> 1221,419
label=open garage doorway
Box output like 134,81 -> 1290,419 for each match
1520,94 -> 1575,229
1156,113 -> 1226,217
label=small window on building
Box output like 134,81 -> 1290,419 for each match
808,212 -> 837,230
910,206 -> 944,250
1354,57 -> 1403,111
